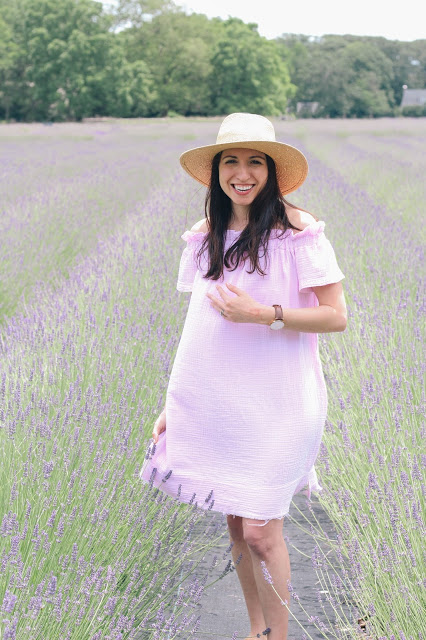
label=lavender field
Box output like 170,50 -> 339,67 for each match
0,118 -> 424,640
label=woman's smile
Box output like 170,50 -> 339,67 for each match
232,184 -> 255,195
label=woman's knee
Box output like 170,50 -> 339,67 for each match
242,519 -> 282,557
243,532 -> 274,557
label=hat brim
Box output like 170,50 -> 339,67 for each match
180,140 -> 308,196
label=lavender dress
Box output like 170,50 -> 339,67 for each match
140,220 -> 345,524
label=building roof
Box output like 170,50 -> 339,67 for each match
401,89 -> 426,107
296,101 -> 319,113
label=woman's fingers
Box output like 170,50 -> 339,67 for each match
226,282 -> 241,293
206,285 -> 257,323
152,414 -> 166,443
207,296 -> 225,317
152,427 -> 164,444
214,285 -> 228,300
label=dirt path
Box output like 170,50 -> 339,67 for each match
174,491 -> 353,640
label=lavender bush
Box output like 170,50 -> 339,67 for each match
1,118 -> 424,639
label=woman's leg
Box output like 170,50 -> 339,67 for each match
242,517 -> 291,640
226,515 -> 266,638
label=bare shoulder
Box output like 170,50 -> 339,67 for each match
286,207 -> 317,233
190,218 -> 209,233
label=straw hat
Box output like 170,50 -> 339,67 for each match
180,113 -> 308,195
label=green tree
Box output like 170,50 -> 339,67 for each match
0,13 -> 20,120
209,18 -> 295,116
342,42 -> 394,116
277,35 -> 349,116
2,0 -> 423,121
278,34 -> 395,117
0,0 -> 30,120
127,59 -> 156,116
21,0 -> 132,120
385,40 -> 426,104
0,0 -> 149,121
123,10 -> 221,115
113,0 -> 175,28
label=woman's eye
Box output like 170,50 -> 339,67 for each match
223,158 -> 263,165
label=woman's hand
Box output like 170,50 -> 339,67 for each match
152,410 -> 166,443
206,282 -> 262,323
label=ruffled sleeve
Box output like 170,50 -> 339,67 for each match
176,230 -> 205,293
290,220 -> 345,293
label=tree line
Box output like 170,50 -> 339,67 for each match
0,0 -> 424,122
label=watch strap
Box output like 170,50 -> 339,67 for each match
272,304 -> 283,321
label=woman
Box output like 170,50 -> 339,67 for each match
140,113 -> 347,639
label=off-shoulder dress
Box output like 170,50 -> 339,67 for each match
140,220 -> 345,525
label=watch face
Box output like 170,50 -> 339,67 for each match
270,320 -> 285,330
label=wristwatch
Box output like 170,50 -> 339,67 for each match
269,304 -> 285,330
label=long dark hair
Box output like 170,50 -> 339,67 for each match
195,151 -> 318,280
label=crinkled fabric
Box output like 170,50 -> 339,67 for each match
140,221 -> 345,525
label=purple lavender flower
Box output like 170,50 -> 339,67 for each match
3,615 -> 18,640
1,590 -> 18,613
46,508 -> 58,527
260,560 -> 273,585
46,574 -> 57,601
162,470 -> 172,482
311,545 -> 323,568
148,467 -> 157,487
104,596 -> 118,616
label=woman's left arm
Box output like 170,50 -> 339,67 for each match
207,281 -> 347,333
256,281 -> 348,333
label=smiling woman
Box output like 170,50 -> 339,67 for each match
140,112 -> 347,640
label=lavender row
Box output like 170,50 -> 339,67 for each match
0,120 -> 206,320
274,125 -> 424,639
0,164 -> 224,640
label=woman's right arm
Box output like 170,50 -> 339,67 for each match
154,221 -> 207,442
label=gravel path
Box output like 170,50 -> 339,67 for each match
171,492 -> 355,640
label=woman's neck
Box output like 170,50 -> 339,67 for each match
229,206 -> 249,231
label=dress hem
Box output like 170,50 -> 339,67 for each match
140,455 -> 323,527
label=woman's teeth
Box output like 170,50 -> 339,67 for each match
233,185 -> 254,193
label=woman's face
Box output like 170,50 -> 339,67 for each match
218,148 -> 268,209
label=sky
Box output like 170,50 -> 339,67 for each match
175,0 -> 423,41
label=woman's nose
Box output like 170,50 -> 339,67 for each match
235,164 -> 251,180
